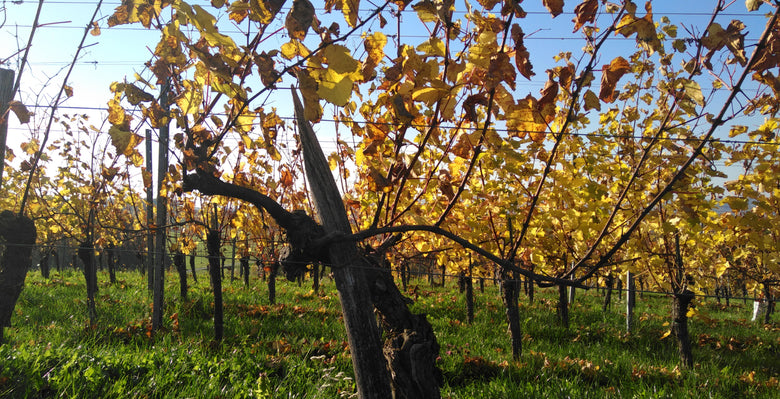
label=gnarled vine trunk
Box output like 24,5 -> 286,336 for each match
78,239 -> 97,326
0,211 -> 37,343
501,268 -> 522,360
557,284 -> 569,329
180,89 -> 442,398
671,289 -> 694,368
207,227 -> 223,343
174,251 -> 188,299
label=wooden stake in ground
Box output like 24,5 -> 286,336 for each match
0,69 -> 15,188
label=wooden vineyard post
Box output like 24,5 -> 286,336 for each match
291,89 -> 392,398
152,81 -> 170,331
626,270 -> 636,333
145,129 -> 154,291
0,68 -> 14,188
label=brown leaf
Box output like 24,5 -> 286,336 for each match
538,71 -> 559,111
463,93 -> 489,122
599,56 -> 631,103
486,52 -> 517,90
702,20 -> 747,66
8,101 -> 30,124
361,32 -> 387,82
254,51 -> 278,86
90,21 -> 101,36
543,0 -> 564,18
368,166 -> 392,192
557,64 -> 575,93
450,131 -> 473,159
102,166 -> 119,180
280,167 -> 294,187
572,0 -> 598,32
391,95 -> 415,123
115,83 -> 154,105
285,0 -> 314,41
507,95 -> 546,140
511,24 -> 534,80
295,68 -> 322,122
615,1 -> 661,54
749,19 -> 779,71
438,170 -> 455,200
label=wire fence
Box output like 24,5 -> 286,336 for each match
4,240 -> 775,304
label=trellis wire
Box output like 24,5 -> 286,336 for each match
5,241 -> 774,303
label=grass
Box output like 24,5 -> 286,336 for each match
1,268 -> 777,398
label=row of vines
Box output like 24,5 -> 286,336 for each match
2,0 -> 779,397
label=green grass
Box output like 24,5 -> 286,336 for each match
1,269 -> 777,398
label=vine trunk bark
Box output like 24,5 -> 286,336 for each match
207,227 -> 223,343
671,290 -> 694,368
0,211 -> 37,343
501,268 -> 522,360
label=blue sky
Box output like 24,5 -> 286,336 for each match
1,0 -> 775,182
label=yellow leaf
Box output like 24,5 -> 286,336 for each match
412,0 -> 438,23
176,81 -> 203,114
680,79 -> 704,106
323,45 -> 359,74
107,99 -> 128,127
328,153 -> 340,171
417,37 -> 446,57
228,0 -> 249,23
109,125 -> 144,157
468,31 -> 498,68
583,89 -> 601,111
248,0 -> 284,24
190,4 -> 237,48
506,95 -> 546,139
236,113 -> 255,133
660,330 -> 671,340
361,31 -> 386,81
317,69 -> 353,107
337,0 -> 360,28
715,261 -> 730,278
412,87 -> 446,106
280,40 -> 309,60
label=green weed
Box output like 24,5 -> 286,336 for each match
0,270 -> 776,398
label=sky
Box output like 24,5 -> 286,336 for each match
1,0 -> 776,186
